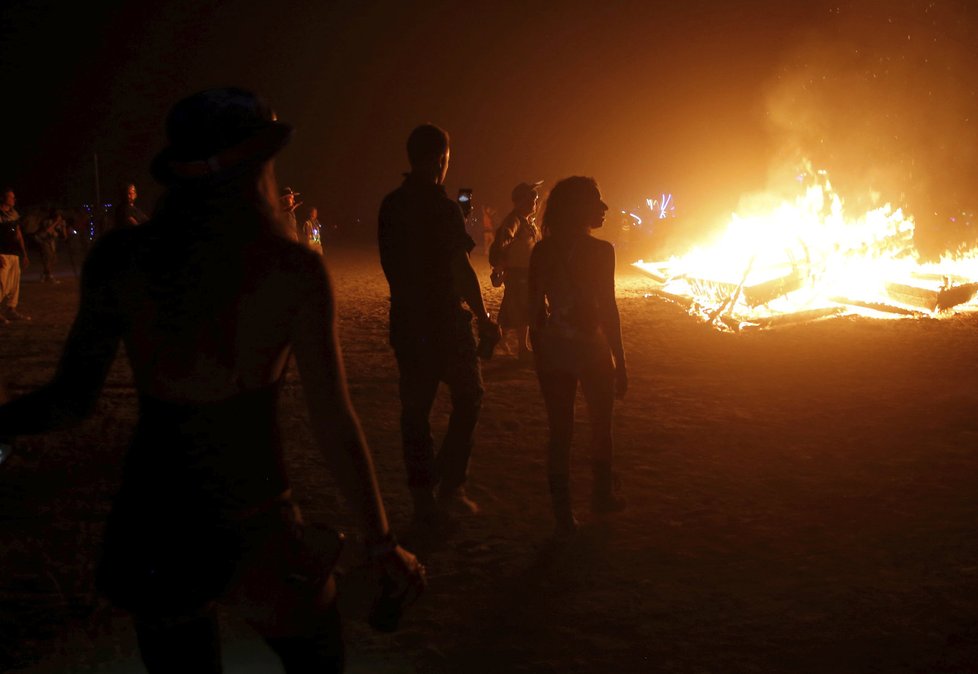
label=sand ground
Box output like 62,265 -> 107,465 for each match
2,243 -> 978,673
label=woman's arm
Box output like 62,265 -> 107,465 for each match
0,237 -> 124,436
527,244 -> 547,348
290,253 -> 392,542
596,242 -> 627,397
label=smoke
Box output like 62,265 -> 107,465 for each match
762,0 -> 978,257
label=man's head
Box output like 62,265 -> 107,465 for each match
308,207 -> 318,220
281,186 -> 299,210
1,189 -> 14,210
127,183 -> 137,204
406,124 -> 450,184
511,181 -> 542,218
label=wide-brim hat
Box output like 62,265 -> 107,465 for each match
512,180 -> 544,203
151,87 -> 293,185
280,186 -> 300,199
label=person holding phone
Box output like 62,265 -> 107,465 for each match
491,181 -> 542,360
0,88 -> 425,673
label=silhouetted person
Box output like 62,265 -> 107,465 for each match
528,176 -> 627,537
481,204 -> 497,255
35,208 -> 68,283
0,187 -> 31,323
281,186 -> 302,242
491,181 -> 542,359
0,88 -> 424,673
114,182 -> 149,229
378,124 -> 501,525
303,206 -> 323,253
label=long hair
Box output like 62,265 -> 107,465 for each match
150,161 -> 287,241
134,162 -> 290,365
541,176 -> 601,239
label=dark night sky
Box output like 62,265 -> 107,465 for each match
2,0 -> 977,249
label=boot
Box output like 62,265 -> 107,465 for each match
549,479 -> 578,538
591,461 -> 626,515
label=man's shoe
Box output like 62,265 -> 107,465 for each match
2,308 -> 29,322
437,486 -> 480,515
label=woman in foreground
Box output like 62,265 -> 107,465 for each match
528,176 -> 628,536
0,88 -> 424,672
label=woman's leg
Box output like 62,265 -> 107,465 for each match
579,361 -> 624,513
538,368 -> 579,532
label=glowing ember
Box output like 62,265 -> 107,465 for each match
634,166 -> 978,331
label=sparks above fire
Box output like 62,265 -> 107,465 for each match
634,166 -> 978,332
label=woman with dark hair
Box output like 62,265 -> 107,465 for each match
0,88 -> 424,672
528,176 -> 627,536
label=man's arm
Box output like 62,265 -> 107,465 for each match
450,248 -> 491,321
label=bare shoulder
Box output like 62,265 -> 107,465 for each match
584,235 -> 615,254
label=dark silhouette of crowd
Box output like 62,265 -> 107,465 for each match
0,89 -> 628,672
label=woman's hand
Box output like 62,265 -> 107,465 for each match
614,363 -> 628,400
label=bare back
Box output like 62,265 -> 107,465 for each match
90,222 -> 326,403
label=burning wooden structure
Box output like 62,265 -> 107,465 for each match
632,168 -> 978,332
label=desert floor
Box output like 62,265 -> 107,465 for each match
2,242 -> 978,673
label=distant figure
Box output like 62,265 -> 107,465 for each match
528,176 -> 627,537
481,204 -> 496,255
0,188 -> 31,323
281,186 -> 302,242
378,124 -> 501,526
34,208 -> 68,283
0,88 -> 425,672
491,181 -> 542,359
114,182 -> 149,229
303,206 -> 324,254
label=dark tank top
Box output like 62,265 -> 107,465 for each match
120,380 -> 289,516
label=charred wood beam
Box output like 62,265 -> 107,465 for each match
742,271 -> 806,307
885,283 -> 938,311
645,288 -> 694,309
936,282 -> 978,311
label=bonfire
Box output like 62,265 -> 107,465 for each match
634,165 -> 978,331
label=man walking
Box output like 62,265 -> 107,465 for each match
378,124 -> 500,526
0,188 -> 31,323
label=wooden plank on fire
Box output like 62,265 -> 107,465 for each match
742,270 -> 806,307
645,288 -> 694,309
828,296 -> 923,317
685,277 -> 740,301
742,306 -> 846,329
936,282 -> 978,311
885,283 -> 938,311
632,263 -> 669,284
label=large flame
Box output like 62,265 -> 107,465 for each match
634,167 -> 978,330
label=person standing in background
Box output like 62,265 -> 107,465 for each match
303,206 -> 324,254
114,183 -> 149,230
0,188 -> 31,323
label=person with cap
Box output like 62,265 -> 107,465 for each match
0,87 -> 425,672
489,180 -> 542,360
378,123 -> 501,527
281,186 -> 302,242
